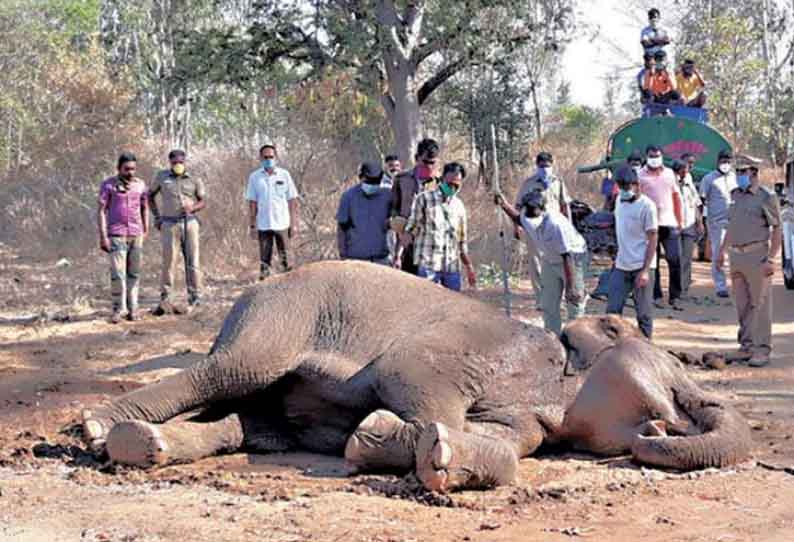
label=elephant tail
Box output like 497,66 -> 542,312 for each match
630,386 -> 752,470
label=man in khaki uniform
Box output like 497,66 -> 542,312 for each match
717,155 -> 781,367
149,149 -> 207,312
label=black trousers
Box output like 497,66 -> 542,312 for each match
653,226 -> 682,302
258,230 -> 289,272
401,243 -> 419,275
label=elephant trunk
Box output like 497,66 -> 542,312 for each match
631,386 -> 752,470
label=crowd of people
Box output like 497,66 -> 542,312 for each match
96,134 -> 782,368
94,6 -> 782,367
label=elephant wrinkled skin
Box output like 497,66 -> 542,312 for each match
81,262 -> 751,492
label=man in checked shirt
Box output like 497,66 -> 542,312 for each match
394,162 -> 477,291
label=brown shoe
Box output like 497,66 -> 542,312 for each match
109,311 -> 122,324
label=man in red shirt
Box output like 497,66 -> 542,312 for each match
97,152 -> 149,323
642,50 -> 682,106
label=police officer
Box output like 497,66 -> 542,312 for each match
149,149 -> 207,313
716,155 -> 781,367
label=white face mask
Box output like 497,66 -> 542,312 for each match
718,163 -> 731,174
523,213 -> 544,229
647,156 -> 663,169
540,166 -> 553,178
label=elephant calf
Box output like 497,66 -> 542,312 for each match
81,262 -> 751,492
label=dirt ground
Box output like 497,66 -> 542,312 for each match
2,244 -> 794,542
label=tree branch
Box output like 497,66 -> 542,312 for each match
418,57 -> 473,105
417,32 -> 535,105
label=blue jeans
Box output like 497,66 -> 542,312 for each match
606,268 -> 654,339
418,266 -> 462,291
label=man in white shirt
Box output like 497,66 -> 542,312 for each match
246,143 -> 300,279
514,152 -> 572,304
496,190 -> 587,336
607,166 -> 659,339
673,158 -> 703,297
699,149 -> 737,297
640,8 -> 671,57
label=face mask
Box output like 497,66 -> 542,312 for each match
262,158 -> 275,170
172,164 -> 185,176
416,164 -> 434,180
619,189 -> 635,202
632,165 -> 642,175
523,212 -> 544,228
737,174 -> 751,191
361,183 -> 380,196
647,156 -> 663,169
718,163 -> 731,174
439,182 -> 458,198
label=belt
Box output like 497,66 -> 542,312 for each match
730,240 -> 768,254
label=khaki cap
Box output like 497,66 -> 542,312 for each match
734,154 -> 762,171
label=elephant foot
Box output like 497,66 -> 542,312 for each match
345,409 -> 413,472
81,409 -> 113,452
415,422 -> 518,493
106,420 -> 169,467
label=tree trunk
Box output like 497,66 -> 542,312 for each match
382,62 -> 421,164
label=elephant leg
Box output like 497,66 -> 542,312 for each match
344,363 -> 470,473
83,348 -> 309,451
344,409 -> 415,472
414,416 -> 544,493
105,413 -> 245,467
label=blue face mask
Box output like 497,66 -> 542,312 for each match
736,174 -> 751,191
537,166 -> 552,188
261,158 -> 275,170
619,189 -> 636,201
360,182 -> 380,196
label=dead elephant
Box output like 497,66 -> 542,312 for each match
81,262 -> 751,492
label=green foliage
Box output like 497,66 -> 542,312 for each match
674,1 -> 794,163
548,105 -> 605,145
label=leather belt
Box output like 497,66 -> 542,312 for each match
730,240 -> 768,254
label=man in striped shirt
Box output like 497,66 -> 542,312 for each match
395,162 -> 477,291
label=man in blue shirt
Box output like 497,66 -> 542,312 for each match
336,162 -> 392,265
